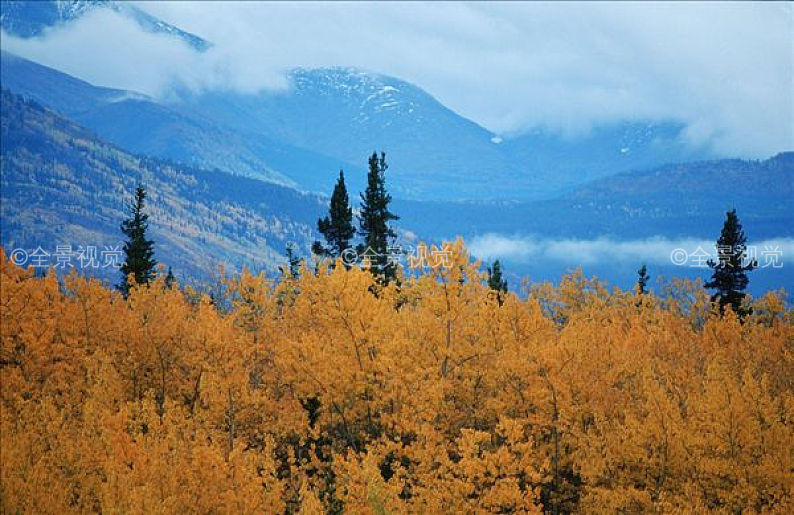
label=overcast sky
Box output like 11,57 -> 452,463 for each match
2,1 -> 791,156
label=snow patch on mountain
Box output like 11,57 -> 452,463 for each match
289,67 -> 425,122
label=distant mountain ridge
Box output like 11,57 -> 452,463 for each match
178,66 -> 515,199
1,49 -> 725,201
396,152 -> 794,241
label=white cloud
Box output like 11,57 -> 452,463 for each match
468,234 -> 794,268
1,1 -> 791,156
0,7 -> 292,97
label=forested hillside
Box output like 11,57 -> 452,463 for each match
0,90 -> 325,281
0,51 -> 305,186
1,243 -> 792,512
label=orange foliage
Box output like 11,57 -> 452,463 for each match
1,244 -> 792,513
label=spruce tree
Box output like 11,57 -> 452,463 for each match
487,260 -> 508,305
119,184 -> 156,295
705,209 -> 755,315
312,170 -> 355,264
636,264 -> 650,295
358,152 -> 399,284
281,242 -> 301,280
165,266 -> 176,289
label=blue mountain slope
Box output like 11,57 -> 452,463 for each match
502,121 -> 711,188
0,0 -> 210,51
0,51 -> 345,188
0,50 -> 128,113
2,47 -> 725,202
176,68 -> 515,200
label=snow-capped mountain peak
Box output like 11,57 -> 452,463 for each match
287,67 -> 432,125
0,0 -> 210,51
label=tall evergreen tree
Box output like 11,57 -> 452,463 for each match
358,152 -> 399,284
119,184 -> 156,295
705,209 -> 755,315
487,260 -> 508,305
312,170 -> 355,264
636,264 -> 650,296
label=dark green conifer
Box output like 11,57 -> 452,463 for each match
165,266 -> 176,289
636,264 -> 650,296
119,184 -> 156,295
705,209 -> 755,315
358,152 -> 399,285
487,260 -> 508,305
281,242 -> 301,280
313,170 -> 356,265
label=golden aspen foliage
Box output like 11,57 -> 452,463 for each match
1,246 -> 791,513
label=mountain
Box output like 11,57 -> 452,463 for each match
176,67 -> 716,200
2,48 -> 722,202
0,0 -> 210,51
525,153 -> 794,239
502,121 -> 711,189
0,51 -> 335,188
1,5 -> 790,296
0,89 -> 326,282
178,68 -> 518,199
397,153 -> 794,241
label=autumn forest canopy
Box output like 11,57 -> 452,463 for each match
1,240 -> 792,513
